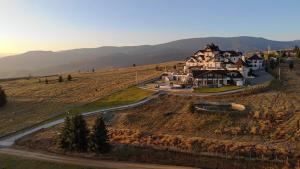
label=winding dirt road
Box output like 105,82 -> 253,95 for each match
0,148 -> 195,169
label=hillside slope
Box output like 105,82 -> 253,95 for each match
0,36 -> 299,78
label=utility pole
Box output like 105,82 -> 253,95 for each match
136,71 -> 138,84
278,67 -> 281,80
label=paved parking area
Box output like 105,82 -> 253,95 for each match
247,70 -> 273,85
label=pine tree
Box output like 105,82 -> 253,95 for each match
289,61 -> 294,70
155,65 -> 159,71
59,116 -> 72,150
89,116 -> 110,153
189,102 -> 195,113
71,114 -> 89,152
58,76 -> 63,82
270,59 -> 276,69
0,87 -> 7,107
67,74 -> 72,81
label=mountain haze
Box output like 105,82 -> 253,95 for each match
1,36 -> 299,78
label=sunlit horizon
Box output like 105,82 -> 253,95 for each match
1,0 -> 300,55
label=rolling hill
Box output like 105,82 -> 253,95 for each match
0,36 -> 299,78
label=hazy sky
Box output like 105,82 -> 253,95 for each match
0,0 -> 299,54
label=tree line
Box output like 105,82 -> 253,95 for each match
0,86 -> 7,107
42,74 -> 73,84
294,45 -> 300,58
59,114 -> 110,154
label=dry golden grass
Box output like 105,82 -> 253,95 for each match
15,59 -> 300,164
16,126 -> 287,169
0,62 -> 179,136
108,58 -> 300,158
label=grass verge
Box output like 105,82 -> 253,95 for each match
68,86 -> 154,115
0,154 -> 103,169
193,85 -> 243,93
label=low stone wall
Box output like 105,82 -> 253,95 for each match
231,103 -> 246,111
194,101 -> 246,113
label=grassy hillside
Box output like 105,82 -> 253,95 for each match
0,62 -> 176,136
69,86 -> 155,115
194,85 -> 243,93
15,59 -> 300,167
112,60 -> 300,158
1,36 -> 300,78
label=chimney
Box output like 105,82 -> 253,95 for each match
242,55 -> 246,61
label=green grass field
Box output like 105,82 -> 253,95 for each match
69,87 -> 154,115
193,85 -> 243,93
0,154 -> 104,169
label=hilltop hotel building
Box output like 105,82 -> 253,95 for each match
162,43 -> 264,87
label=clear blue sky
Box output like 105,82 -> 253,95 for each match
0,0 -> 299,54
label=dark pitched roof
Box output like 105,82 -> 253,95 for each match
186,56 -> 197,62
228,71 -> 244,78
248,54 -> 263,60
192,69 -> 244,79
235,58 -> 248,67
193,43 -> 220,55
192,70 -> 228,78
221,50 -> 242,56
193,49 -> 204,55
204,43 -> 220,51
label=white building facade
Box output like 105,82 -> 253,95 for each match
162,43 -> 263,88
184,43 -> 249,87
247,54 -> 264,70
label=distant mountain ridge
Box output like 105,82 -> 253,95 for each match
0,36 -> 299,78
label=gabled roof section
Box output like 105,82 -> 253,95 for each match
205,43 -> 220,51
235,58 -> 248,67
194,49 -> 205,55
186,56 -> 197,62
221,50 -> 242,56
248,54 -> 263,60
193,43 -> 220,55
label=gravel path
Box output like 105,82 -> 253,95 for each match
0,148 -> 195,169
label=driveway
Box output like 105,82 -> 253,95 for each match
0,148 -> 195,169
247,70 -> 273,85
